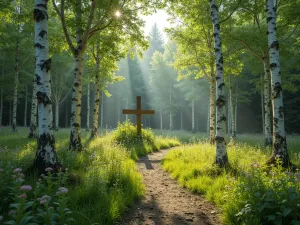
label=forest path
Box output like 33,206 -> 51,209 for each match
119,148 -> 222,225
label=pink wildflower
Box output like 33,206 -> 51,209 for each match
20,185 -> 32,192
19,193 -> 27,199
13,168 -> 22,173
56,187 -> 68,195
45,167 -> 53,172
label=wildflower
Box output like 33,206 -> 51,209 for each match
16,178 -> 24,183
45,167 -> 53,172
56,187 -> 68,195
39,195 -> 51,205
297,204 -> 300,207
18,173 -> 25,178
13,168 -> 22,173
20,185 -> 32,192
0,168 -> 3,172
8,210 -> 16,216
19,194 -> 27,199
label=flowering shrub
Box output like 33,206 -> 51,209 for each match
0,167 -> 74,225
223,161 -> 300,225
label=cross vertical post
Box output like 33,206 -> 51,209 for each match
122,96 -> 155,137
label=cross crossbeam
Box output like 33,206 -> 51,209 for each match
122,96 -> 155,135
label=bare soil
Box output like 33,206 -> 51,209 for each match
119,148 -> 222,225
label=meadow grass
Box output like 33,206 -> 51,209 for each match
0,126 -> 180,225
162,134 -> 300,225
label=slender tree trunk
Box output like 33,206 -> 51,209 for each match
180,107 -> 183,130
24,85 -> 28,127
210,0 -> 228,167
125,99 -> 128,121
65,101 -> 68,128
192,99 -> 195,133
209,78 -> 216,144
160,108 -> 163,130
12,40 -> 19,132
100,90 -> 104,130
207,105 -> 210,134
29,77 -> 37,138
34,0 -> 59,173
229,76 -> 236,139
0,67 -> 3,126
9,101 -> 12,126
54,103 -> 59,131
266,0 -> 290,167
263,56 -> 272,147
235,86 -> 238,133
169,86 -> 172,130
86,78 -> 90,131
69,52 -> 84,151
91,44 -> 100,139
261,73 -> 265,134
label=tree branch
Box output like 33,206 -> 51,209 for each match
219,0 -> 242,24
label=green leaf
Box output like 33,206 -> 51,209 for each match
267,215 -> 276,221
283,207 -> 292,217
291,220 -> 300,225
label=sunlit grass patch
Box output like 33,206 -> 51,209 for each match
162,141 -> 300,224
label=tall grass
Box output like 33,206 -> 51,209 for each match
162,137 -> 300,224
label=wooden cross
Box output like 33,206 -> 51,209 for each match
123,96 -> 155,136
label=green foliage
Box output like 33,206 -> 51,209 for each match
223,162 -> 300,225
113,120 -> 155,146
162,135 -> 300,225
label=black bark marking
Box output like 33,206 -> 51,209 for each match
74,82 -> 79,87
41,59 -> 51,72
34,43 -> 45,49
272,82 -> 282,98
69,130 -> 83,151
36,74 -> 42,85
216,95 -> 226,107
279,106 -> 284,118
267,17 -> 272,23
270,63 -> 277,70
33,8 -> 48,22
39,30 -> 47,38
270,41 -> 279,50
218,83 -> 225,89
37,91 -> 51,106
219,115 -> 227,122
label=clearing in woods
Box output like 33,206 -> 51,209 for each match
120,148 -> 222,225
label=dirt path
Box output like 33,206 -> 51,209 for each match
119,148 -> 222,225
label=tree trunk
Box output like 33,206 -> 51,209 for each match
192,99 -> 195,133
169,86 -> 172,130
0,67 -> 3,126
24,85 -> 28,127
266,0 -> 290,167
229,75 -> 236,139
91,44 -> 100,139
9,101 -> 12,126
207,105 -> 210,134
86,78 -> 90,131
160,108 -> 163,130
34,0 -> 59,173
209,78 -> 216,144
54,103 -> 59,131
65,101 -> 68,128
12,41 -> 19,132
263,56 -> 272,147
69,52 -> 84,151
180,107 -> 183,130
29,77 -> 37,138
210,0 -> 228,167
100,90 -> 104,129
261,73 -> 265,134
235,87 -> 238,133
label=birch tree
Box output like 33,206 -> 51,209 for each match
28,77 -> 37,138
265,0 -> 291,167
210,0 -> 228,167
34,0 -> 59,172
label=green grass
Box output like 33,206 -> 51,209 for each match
162,135 -> 300,224
0,126 -> 180,225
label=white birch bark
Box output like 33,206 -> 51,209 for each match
261,73 -> 265,134
169,86 -> 172,130
160,109 -> 163,130
12,41 -> 19,132
29,77 -> 37,138
229,75 -> 236,139
210,0 -> 228,167
266,0 -> 290,167
86,77 -> 90,131
24,85 -> 28,127
209,78 -> 216,144
91,44 -> 100,138
263,56 -> 272,147
34,0 -> 59,172
100,90 -> 104,129
192,99 -> 195,133
55,103 -> 59,130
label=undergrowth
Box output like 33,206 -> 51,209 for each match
163,141 -> 300,225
